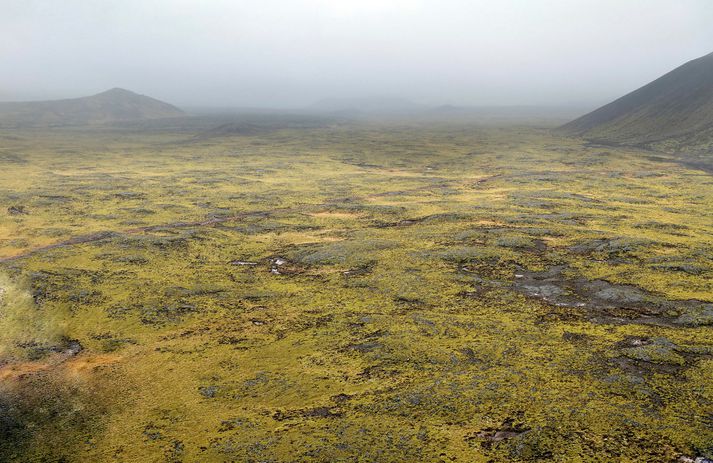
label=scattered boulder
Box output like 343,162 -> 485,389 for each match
272,406 -> 342,421
199,386 -> 219,398
7,205 -> 27,215
270,257 -> 287,274
611,336 -> 713,380
675,304 -> 713,327
347,341 -> 382,353
269,257 -> 305,275
230,260 -> 257,266
476,419 -> 530,443
468,418 -> 536,456
617,337 -> 686,366
678,457 -> 712,463
569,237 -> 654,258
301,406 -> 342,418
63,339 -> 84,357
17,338 -> 83,360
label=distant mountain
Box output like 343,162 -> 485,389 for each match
195,113 -> 335,140
430,104 -> 586,121
559,52 -> 713,153
0,88 -> 185,127
308,97 -> 424,115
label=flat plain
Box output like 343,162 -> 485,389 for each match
0,120 -> 711,462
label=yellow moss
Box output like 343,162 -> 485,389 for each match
0,124 -> 711,461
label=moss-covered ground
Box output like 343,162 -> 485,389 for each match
0,122 -> 711,462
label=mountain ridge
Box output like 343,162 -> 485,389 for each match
0,88 -> 185,127
559,52 -> 713,154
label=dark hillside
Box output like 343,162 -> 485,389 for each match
560,52 -> 713,157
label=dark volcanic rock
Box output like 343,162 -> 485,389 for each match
512,265 -> 713,326
7,205 -> 27,215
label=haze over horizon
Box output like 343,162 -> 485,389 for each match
2,0 -> 712,109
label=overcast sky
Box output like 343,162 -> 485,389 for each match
1,0 -> 712,108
